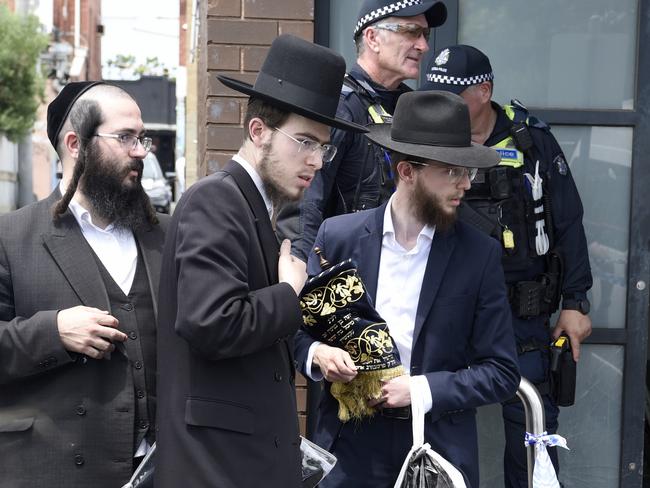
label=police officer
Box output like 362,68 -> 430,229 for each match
420,44 -> 593,487
279,0 -> 447,261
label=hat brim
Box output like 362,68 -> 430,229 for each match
400,1 -> 447,28
365,123 -> 500,168
217,75 -> 368,133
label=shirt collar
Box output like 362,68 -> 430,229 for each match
232,154 -> 273,219
383,194 -> 435,241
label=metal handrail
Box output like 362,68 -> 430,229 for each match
516,377 -> 546,488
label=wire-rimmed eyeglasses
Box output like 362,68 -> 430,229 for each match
95,133 -> 153,152
408,160 -> 478,183
372,23 -> 431,42
273,126 -> 337,163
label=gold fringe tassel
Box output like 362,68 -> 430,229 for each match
330,365 -> 405,422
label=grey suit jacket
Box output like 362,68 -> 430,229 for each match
0,190 -> 167,488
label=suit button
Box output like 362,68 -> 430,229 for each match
137,390 -> 145,399
129,331 -> 137,340
411,366 -> 420,374
122,303 -> 134,311
74,454 -> 84,466
47,356 -> 58,366
274,372 -> 282,382
139,420 -> 149,429
75,405 -> 86,416
134,360 -> 143,370
274,436 -> 280,448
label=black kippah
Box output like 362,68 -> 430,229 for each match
46,81 -> 105,149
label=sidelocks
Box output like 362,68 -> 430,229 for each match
299,249 -> 404,421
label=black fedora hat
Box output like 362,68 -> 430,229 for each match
217,35 -> 367,133
354,0 -> 447,38
365,90 -> 500,168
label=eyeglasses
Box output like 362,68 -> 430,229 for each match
273,126 -> 337,163
95,133 -> 153,152
372,23 -> 431,42
409,161 -> 478,183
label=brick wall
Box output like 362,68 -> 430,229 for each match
199,0 -> 315,435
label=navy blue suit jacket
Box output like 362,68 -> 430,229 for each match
295,203 -> 520,487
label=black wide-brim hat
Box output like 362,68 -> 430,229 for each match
365,90 -> 500,168
217,35 -> 367,133
354,0 -> 447,38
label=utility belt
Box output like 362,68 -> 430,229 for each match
508,251 -> 563,318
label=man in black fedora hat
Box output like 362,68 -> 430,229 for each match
294,90 -> 520,488
421,44 -> 592,487
155,34 -> 366,488
277,0 -> 447,262
0,81 -> 167,486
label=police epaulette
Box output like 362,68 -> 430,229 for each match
527,116 -> 550,131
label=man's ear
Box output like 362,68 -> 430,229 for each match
396,160 -> 417,183
478,82 -> 493,103
248,117 -> 271,147
363,26 -> 382,53
62,131 -> 81,160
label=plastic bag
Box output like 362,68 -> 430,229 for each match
300,436 -> 337,488
393,385 -> 467,488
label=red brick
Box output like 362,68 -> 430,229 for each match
296,387 -> 307,412
205,151 -> 236,174
207,97 -> 241,124
295,373 -> 307,387
242,46 -> 269,72
207,45 -> 240,70
208,0 -> 240,17
209,72 -> 258,97
208,19 -> 277,45
207,125 -> 245,151
298,414 -> 307,437
278,21 -> 313,41
244,0 -> 313,20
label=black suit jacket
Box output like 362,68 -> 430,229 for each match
156,161 -> 303,488
0,190 -> 167,487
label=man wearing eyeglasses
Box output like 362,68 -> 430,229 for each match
0,82 -> 168,487
294,91 -> 520,488
155,35 -> 366,488
421,45 -> 593,487
277,0 -> 447,262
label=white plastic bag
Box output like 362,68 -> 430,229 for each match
393,384 -> 467,488
524,432 -> 569,488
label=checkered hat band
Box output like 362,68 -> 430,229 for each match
354,0 -> 423,36
425,72 -> 494,86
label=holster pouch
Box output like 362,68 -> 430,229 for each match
511,281 -> 543,318
549,335 -> 576,406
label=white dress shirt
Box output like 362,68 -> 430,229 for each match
306,195 -> 434,412
67,195 -> 138,296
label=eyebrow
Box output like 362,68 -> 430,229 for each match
294,131 -> 330,145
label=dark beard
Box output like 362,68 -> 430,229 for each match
258,140 -> 293,208
412,177 -> 457,233
80,141 -> 150,231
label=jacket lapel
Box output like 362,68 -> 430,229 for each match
135,224 -> 165,320
223,160 -> 279,283
357,205 -> 385,304
412,226 -> 457,347
41,210 -> 110,311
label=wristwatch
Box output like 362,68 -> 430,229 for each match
562,297 -> 590,315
